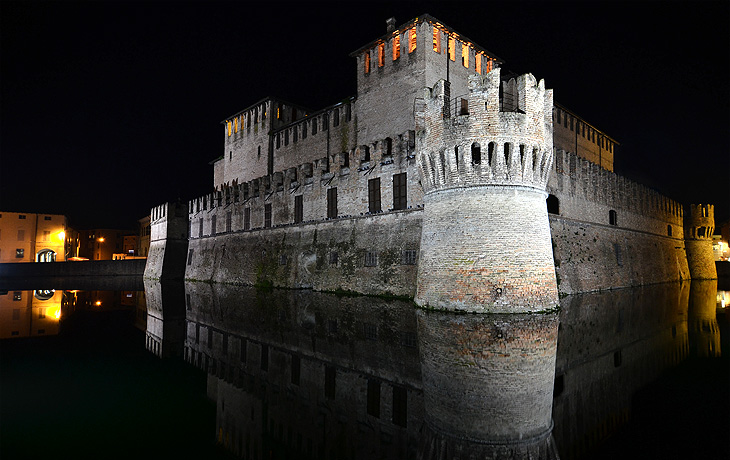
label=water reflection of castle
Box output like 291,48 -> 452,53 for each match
141,280 -> 722,459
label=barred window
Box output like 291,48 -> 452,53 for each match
401,250 -> 417,265
364,251 -> 377,267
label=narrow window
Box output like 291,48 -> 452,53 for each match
393,173 -> 407,210
368,178 -> 381,213
667,225 -> 672,237
244,208 -> 250,230
367,379 -> 381,417
261,344 -> 269,371
226,211 -> 232,232
302,122 -> 307,139
609,210 -> 617,226
363,146 -> 371,162
462,43 -> 469,67
329,251 -> 338,265
364,51 -> 371,73
471,142 -> 481,165
291,355 -> 300,385
448,36 -> 455,61
408,27 -> 417,52
294,195 -> 303,224
227,121 -> 232,136
432,28 -> 441,53
257,145 -> 261,158
211,216 -> 217,235
547,195 -> 560,215
345,104 -> 352,122
385,137 -> 393,155
198,218 -> 203,237
322,114 -> 329,131
342,151 -> 349,168
284,130 -> 289,146
392,386 -> 407,427
392,34 -> 400,60
327,188 -> 338,219
276,133 -> 281,148
475,52 -> 482,74
504,142 -> 511,166
293,125 -> 298,142
312,118 -> 318,135
378,43 -> 385,67
187,249 -> 194,266
333,108 -> 339,127
325,366 -> 336,399
264,204 -> 272,228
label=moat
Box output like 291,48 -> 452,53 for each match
1,279 -> 728,459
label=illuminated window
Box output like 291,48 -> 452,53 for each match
378,43 -> 385,67
408,27 -> 417,52
462,43 -> 469,67
234,117 -> 238,133
364,51 -> 371,73
277,106 -> 281,119
448,36 -> 455,61
392,34 -> 400,60
227,121 -> 232,136
475,53 -> 482,74
432,28 -> 441,52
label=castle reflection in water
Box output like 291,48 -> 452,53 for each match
138,279 -> 725,459
1,279 -> 725,459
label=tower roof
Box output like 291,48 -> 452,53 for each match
349,13 -> 505,65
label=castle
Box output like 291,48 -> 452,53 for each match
143,14 -> 717,458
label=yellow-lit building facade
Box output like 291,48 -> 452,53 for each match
77,229 -> 129,261
0,212 -> 68,263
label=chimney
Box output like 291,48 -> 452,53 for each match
386,17 -> 396,33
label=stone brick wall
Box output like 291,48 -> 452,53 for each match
144,202 -> 189,280
684,204 -> 717,279
553,105 -> 615,171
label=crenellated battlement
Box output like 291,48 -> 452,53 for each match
415,69 -> 554,194
685,204 -> 714,240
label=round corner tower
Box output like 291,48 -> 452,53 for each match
414,68 -> 558,314
414,69 -> 560,459
684,203 -> 717,280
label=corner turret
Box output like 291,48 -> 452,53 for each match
684,203 -> 717,279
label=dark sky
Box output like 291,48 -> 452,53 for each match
1,1 -> 728,230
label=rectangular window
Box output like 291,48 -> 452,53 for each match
364,51 -> 371,73
392,34 -> 400,60
13,291 -> 22,301
244,208 -> 251,230
44,216 -> 51,221
378,43 -> 385,67
226,211 -> 232,232
187,249 -> 194,266
401,250 -> 417,265
408,27 -> 417,52
198,218 -> 203,237
284,130 -> 289,146
312,118 -> 318,135
368,178 -> 381,213
329,251 -> 338,265
364,322 -> 377,340
294,195 -> 303,224
17,230 -> 24,241
291,355 -> 301,385
364,251 -> 377,267
462,43 -> 469,67
393,173 -> 407,210
432,28 -> 441,52
333,108 -> 339,127
261,344 -> 269,371
325,366 -> 336,399
211,216 -> 217,235
367,379 -> 381,417
448,36 -> 455,61
327,188 -> 337,219
392,386 -> 408,427
19,215 -> 26,219
264,204 -> 272,228
475,52 -> 482,74
16,248 -> 24,259
293,125 -> 298,142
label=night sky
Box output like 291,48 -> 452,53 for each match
1,1 -> 728,230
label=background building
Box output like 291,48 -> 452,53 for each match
77,229 -> 131,261
0,212 -> 68,263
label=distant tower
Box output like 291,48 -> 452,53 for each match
144,202 -> 189,280
684,204 -> 717,280
414,70 -> 560,458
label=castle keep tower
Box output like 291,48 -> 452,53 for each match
415,69 -> 558,313
414,70 -> 560,458
684,204 -> 717,280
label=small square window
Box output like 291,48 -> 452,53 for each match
15,248 -> 24,259
13,291 -> 22,301
364,251 -> 377,267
